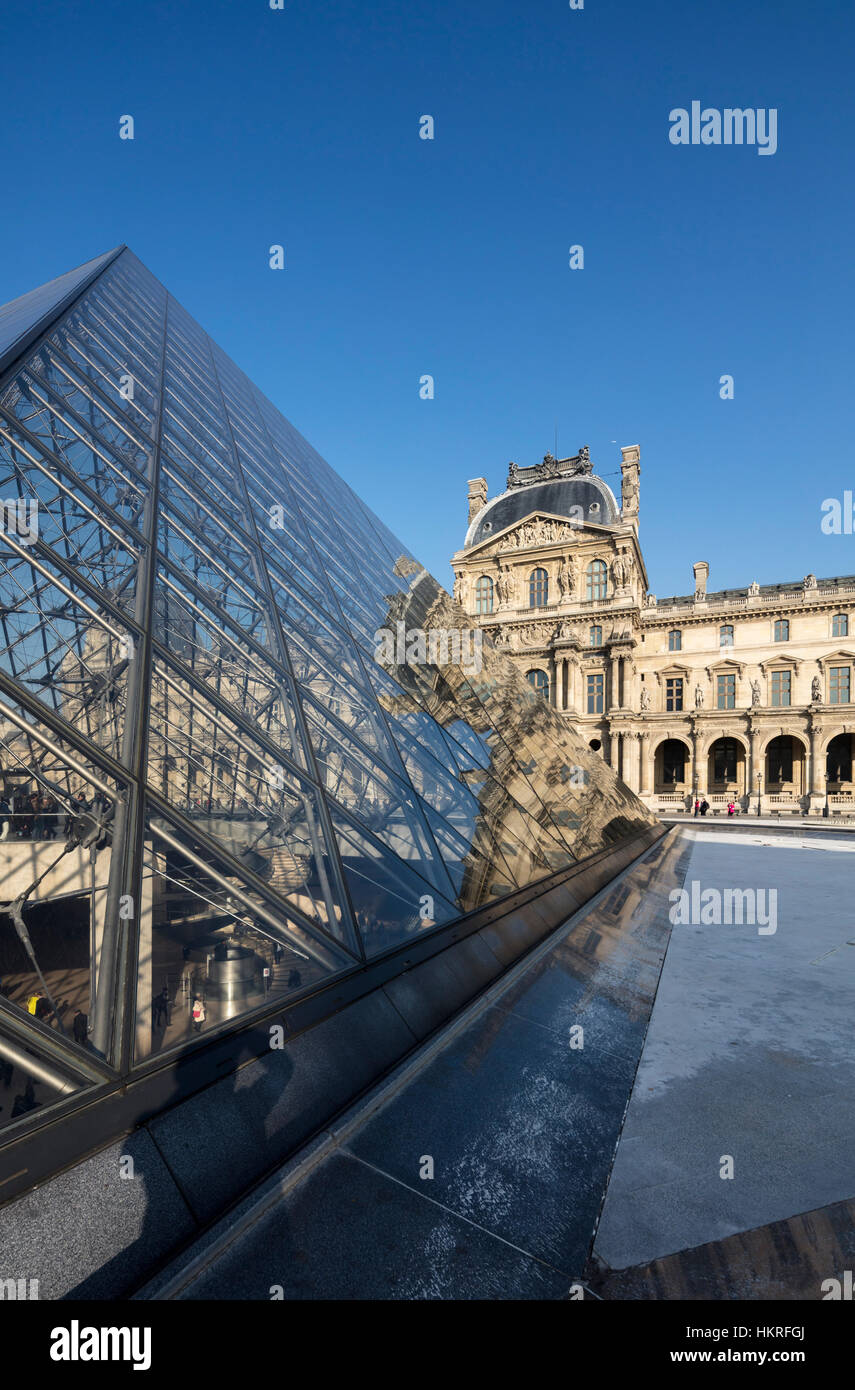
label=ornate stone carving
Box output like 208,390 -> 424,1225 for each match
803,573 -> 818,590
621,469 -> 638,516
748,580 -> 760,596
620,445 -> 640,517
497,515 -> 584,551
695,684 -> 705,709
557,554 -> 575,598
640,688 -> 651,711
515,621 -> 555,647
644,593 -> 657,608
751,679 -> 762,706
495,565 -> 515,610
611,548 -> 632,593
506,447 -> 593,490
812,674 -> 823,702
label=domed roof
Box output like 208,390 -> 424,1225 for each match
466,462 -> 621,549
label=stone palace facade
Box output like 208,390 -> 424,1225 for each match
451,446 -> 855,815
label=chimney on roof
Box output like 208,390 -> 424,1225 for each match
467,477 -> 488,524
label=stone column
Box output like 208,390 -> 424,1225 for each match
809,721 -> 824,797
639,733 -> 650,793
624,661 -> 637,712
623,732 -> 639,792
748,724 -> 761,810
570,658 -> 580,713
610,654 -> 621,711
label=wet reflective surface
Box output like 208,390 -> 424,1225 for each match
146,832 -> 689,1300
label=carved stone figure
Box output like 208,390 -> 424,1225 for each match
644,593 -> 657,608
495,566 -> 514,609
557,555 -> 575,598
804,573 -> 817,590
452,573 -> 464,606
612,551 -> 631,591
621,468 -> 639,514
640,688 -> 651,711
576,445 -> 592,474
695,684 -> 704,709
748,580 -> 760,596
812,675 -> 823,702
751,679 -> 762,706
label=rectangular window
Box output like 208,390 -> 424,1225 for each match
665,677 -> 683,712
716,673 -> 736,709
586,673 -> 604,715
830,666 -> 851,704
771,670 -> 791,707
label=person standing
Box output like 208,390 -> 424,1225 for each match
700,798 -> 709,816
191,997 -> 206,1034
693,799 -> 700,817
153,987 -> 170,1029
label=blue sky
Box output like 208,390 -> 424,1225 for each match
1,0 -> 853,597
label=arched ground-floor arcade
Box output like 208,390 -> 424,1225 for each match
573,713 -> 855,817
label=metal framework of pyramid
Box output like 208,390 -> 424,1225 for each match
0,246 -> 654,1137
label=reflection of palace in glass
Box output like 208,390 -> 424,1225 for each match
0,247 -> 655,1148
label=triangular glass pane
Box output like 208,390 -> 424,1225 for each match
148,656 -> 354,950
0,249 -> 118,366
136,805 -> 354,1062
328,805 -> 457,958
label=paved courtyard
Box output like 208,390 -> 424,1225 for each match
594,826 -> 855,1276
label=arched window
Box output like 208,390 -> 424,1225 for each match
766,735 -> 794,784
661,739 -> 686,785
586,559 -> 607,601
526,668 -> 549,700
475,575 -> 493,615
668,629 -> 682,652
833,613 -> 849,638
774,619 -> 789,642
826,733 -> 853,783
529,568 -> 548,607
712,738 -> 738,784
719,624 -> 734,648
589,625 -> 602,647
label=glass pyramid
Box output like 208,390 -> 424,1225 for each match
0,246 -> 655,1133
